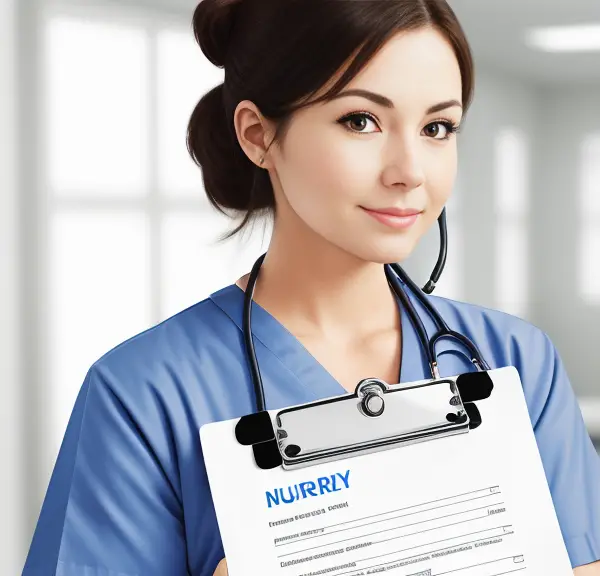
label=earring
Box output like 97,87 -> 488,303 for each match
259,156 -> 265,166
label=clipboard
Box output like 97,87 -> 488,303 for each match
200,367 -> 573,576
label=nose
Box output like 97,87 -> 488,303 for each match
381,136 -> 426,191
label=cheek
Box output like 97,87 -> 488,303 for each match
425,144 -> 457,208
279,124 -> 374,214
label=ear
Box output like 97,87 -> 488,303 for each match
233,99 -> 275,169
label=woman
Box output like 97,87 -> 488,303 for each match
23,0 -> 600,574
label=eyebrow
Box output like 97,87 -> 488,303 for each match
330,89 -> 462,114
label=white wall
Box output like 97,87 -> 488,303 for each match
531,85 -> 600,400
0,0 -> 25,571
459,70 -> 536,311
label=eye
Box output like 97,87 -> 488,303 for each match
337,112 -> 380,134
423,120 -> 460,140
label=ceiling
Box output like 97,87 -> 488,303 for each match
99,0 -> 600,84
449,0 -> 600,84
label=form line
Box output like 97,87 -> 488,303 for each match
321,486 -> 501,530
277,507 -> 505,558
331,535 -> 518,576
276,495 -> 505,547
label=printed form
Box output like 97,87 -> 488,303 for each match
200,367 -> 573,576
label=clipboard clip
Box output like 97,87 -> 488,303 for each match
235,371 -> 493,470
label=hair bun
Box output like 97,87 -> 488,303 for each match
192,0 -> 243,68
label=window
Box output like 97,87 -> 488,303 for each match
43,10 -> 270,455
579,134 -> 600,303
494,128 -> 530,318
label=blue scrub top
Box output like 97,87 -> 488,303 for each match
23,279 -> 600,575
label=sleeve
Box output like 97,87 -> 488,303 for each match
22,364 -> 188,576
522,329 -> 600,569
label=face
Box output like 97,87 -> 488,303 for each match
261,26 -> 464,264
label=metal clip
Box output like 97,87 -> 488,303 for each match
274,376 -> 469,470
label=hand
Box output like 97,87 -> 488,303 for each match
574,561 -> 600,575
213,558 -> 228,575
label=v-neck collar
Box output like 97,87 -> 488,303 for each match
209,278 -> 431,399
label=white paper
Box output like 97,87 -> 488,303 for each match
200,367 -> 573,576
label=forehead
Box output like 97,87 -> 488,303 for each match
333,27 -> 463,110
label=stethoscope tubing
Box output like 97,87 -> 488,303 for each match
242,254 -> 490,413
242,253 -> 268,414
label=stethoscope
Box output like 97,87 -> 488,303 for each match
243,208 -> 491,413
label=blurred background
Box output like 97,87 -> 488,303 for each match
1,0 -> 599,572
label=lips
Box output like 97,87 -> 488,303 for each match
360,206 -> 423,230
361,207 -> 423,217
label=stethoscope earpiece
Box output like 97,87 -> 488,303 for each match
421,207 -> 448,295
422,280 -> 436,294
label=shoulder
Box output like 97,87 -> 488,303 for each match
86,288 -> 241,404
425,294 -> 564,425
428,294 -> 555,370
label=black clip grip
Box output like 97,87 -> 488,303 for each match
235,411 -> 282,469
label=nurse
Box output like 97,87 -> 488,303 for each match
23,0 -> 600,574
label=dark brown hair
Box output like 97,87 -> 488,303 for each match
187,0 -> 474,235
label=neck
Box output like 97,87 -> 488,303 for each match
238,217 -> 399,341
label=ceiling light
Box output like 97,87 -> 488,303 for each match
525,24 -> 600,53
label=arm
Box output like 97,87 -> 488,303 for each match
522,330 -> 600,570
23,364 -> 188,575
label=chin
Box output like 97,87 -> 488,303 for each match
351,239 -> 418,265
